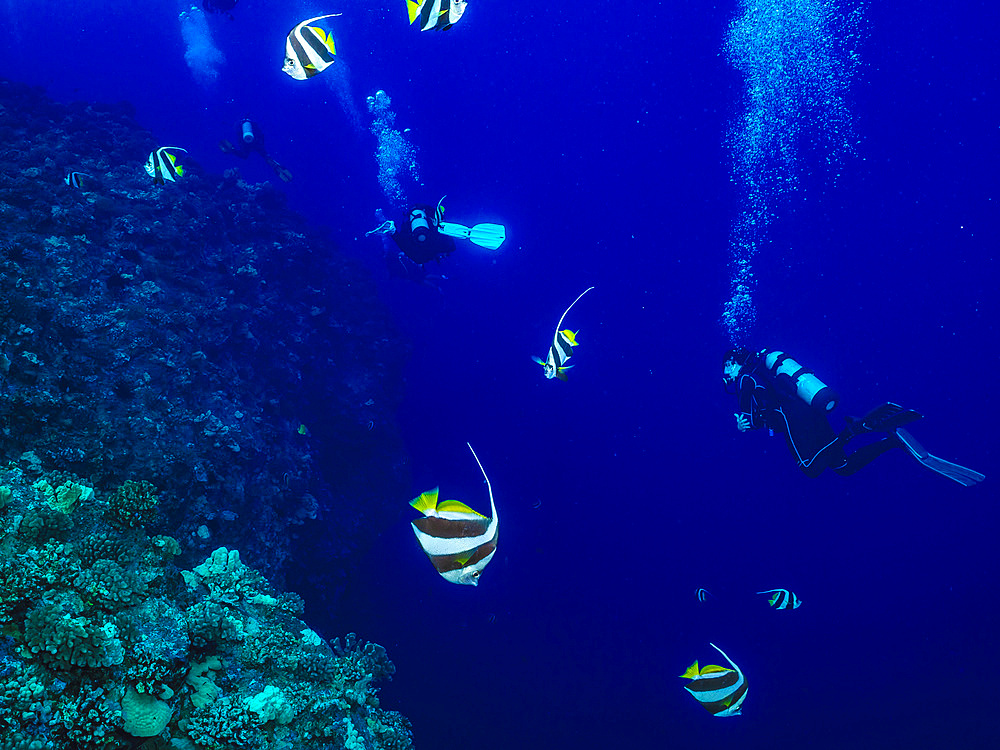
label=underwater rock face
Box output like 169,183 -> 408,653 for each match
0,80 -> 410,583
0,465 -> 413,749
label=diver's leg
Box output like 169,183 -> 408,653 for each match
263,154 -> 293,182
833,437 -> 897,476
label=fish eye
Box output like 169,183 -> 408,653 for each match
472,571 -> 480,578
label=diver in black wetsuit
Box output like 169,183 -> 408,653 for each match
389,204 -> 457,265
723,347 -> 985,486
219,119 -> 292,182
366,203 -> 456,291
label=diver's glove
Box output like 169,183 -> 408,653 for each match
365,220 -> 396,237
735,413 -> 751,432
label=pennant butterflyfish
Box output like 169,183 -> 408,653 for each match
410,443 -> 498,586
757,588 -> 801,609
680,643 -> 748,717
64,171 -> 91,189
283,14 -> 341,80
695,588 -> 713,603
533,286 -> 595,381
407,0 -> 467,32
144,147 -> 187,184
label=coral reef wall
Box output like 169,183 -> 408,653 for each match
0,80 -> 410,584
0,465 -> 412,750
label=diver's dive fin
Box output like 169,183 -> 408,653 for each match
438,221 -> 506,250
436,221 -> 470,240
468,223 -> 506,250
862,402 -> 923,432
894,428 -> 985,487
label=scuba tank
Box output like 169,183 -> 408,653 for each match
762,350 -> 839,412
409,208 -> 430,242
241,120 -> 255,144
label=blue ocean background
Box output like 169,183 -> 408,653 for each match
1,1 -> 997,748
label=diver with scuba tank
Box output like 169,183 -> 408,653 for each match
723,348 -> 984,486
366,196 -> 506,286
219,118 -> 293,182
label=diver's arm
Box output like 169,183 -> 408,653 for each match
736,375 -> 766,431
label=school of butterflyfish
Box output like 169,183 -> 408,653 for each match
134,7 -> 473,185
684,588 -> 804,715
121,7 -> 823,725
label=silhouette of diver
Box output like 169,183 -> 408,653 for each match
367,204 -> 456,292
219,119 -> 292,182
723,347 -> 985,486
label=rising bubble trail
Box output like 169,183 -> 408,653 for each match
367,90 -> 420,209
722,0 -> 866,343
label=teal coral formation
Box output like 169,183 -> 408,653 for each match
107,480 -> 158,529
0,464 -> 413,750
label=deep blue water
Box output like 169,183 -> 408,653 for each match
2,1 -> 997,748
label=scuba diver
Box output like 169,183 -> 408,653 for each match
723,347 -> 985,486
366,197 -> 506,289
219,118 -> 292,182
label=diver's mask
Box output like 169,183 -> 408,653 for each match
241,120 -> 255,144
409,208 -> 430,242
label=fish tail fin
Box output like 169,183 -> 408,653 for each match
407,0 -> 420,24
679,660 -> 700,679
561,329 -> 579,346
409,487 -> 439,515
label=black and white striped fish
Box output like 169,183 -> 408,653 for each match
144,147 -> 187,184
680,643 -> 748,717
282,14 -> 341,80
757,588 -> 801,609
407,0 -> 467,32
533,286 -> 595,381
410,443 -> 498,586
64,171 -> 91,189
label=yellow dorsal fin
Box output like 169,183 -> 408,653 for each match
309,26 -> 336,55
409,487 -> 439,514
700,664 -> 731,674
407,0 -> 421,24
437,499 -> 486,518
679,660 -> 700,679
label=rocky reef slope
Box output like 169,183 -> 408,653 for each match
0,80 -> 410,584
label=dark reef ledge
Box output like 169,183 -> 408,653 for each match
0,79 -> 411,595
